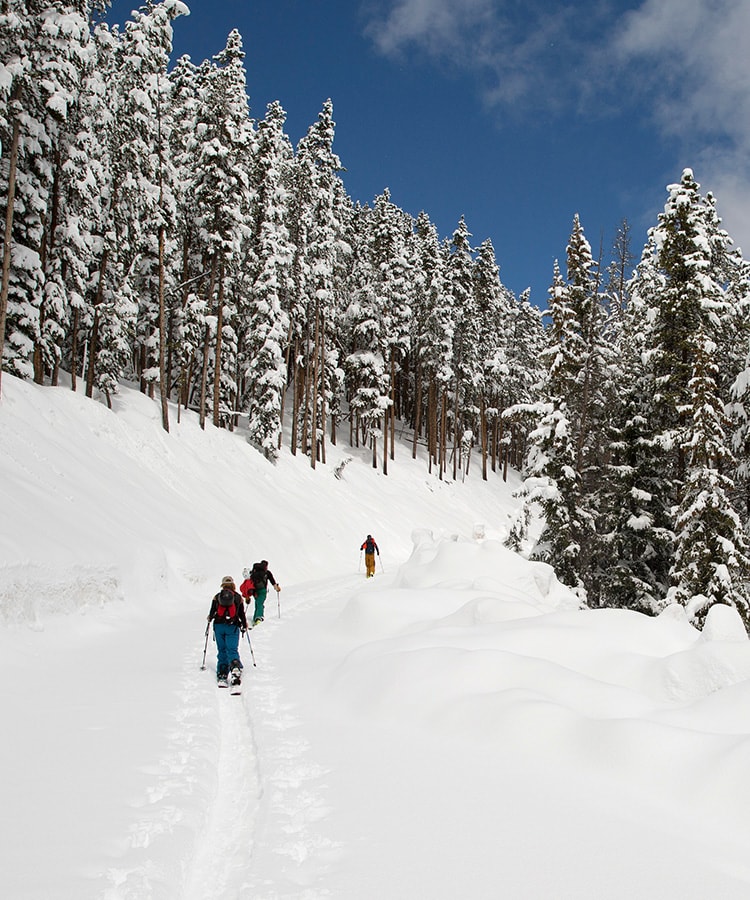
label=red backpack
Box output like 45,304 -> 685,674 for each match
215,588 -> 237,623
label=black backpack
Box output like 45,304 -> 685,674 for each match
215,588 -> 237,623
251,563 -> 268,590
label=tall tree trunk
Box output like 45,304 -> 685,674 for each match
279,319 -> 294,450
198,254 -> 218,430
310,301 -> 320,469
301,307 -> 312,455
85,246 -> 110,399
212,256 -> 225,428
412,358 -> 422,460
34,149 -> 62,385
70,308 -> 79,392
290,339 -> 300,455
158,215 -> 169,433
0,85 -> 22,398
319,310 -> 327,464
439,388 -> 447,480
481,394 -> 488,481
452,375 -> 460,481
390,350 -> 396,461
383,401 -> 388,476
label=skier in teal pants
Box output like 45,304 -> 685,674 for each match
247,560 -> 280,626
207,575 -> 247,683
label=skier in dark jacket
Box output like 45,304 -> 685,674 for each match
360,534 -> 380,578
247,560 -> 280,626
207,575 -> 247,684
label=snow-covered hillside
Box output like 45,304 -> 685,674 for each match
2,374 -> 750,899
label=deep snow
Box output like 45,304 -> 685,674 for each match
2,374 -> 750,899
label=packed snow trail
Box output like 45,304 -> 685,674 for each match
191,575 -> 358,900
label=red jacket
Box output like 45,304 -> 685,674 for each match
240,578 -> 255,599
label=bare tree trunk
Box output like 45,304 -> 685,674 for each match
319,310 -> 327,464
34,149 -> 62,384
212,256 -> 225,428
481,394 -> 488,481
290,339 -> 300,455
427,377 -> 437,475
198,254 -> 218,430
279,319 -> 293,450
390,347 -> 396,459
310,301 -> 320,469
412,358 -> 422,460
440,388 -> 448,480
70,308 -> 80,392
0,85 -> 22,398
452,375 -> 460,481
158,215 -> 169,432
382,405 -> 388,476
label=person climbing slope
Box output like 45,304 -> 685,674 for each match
247,559 -> 280,626
360,534 -> 380,578
206,575 -> 247,687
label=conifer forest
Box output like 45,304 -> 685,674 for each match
4,1 -> 750,627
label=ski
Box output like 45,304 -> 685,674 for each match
218,678 -> 229,689
229,666 -> 242,695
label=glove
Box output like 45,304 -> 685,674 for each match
275,584 -> 281,592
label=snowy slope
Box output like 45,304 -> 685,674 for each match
2,374 -> 750,899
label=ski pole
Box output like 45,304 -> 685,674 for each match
244,628 -> 257,666
378,554 -> 385,573
200,623 -> 210,670
358,551 -> 362,571
277,587 -> 281,619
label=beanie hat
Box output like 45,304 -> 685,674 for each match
221,575 -> 235,588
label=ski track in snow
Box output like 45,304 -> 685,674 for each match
230,581 -> 347,899
102,580 -> 349,900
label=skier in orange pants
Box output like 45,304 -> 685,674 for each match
360,534 -> 380,578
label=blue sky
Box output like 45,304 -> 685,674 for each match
107,0 -> 750,306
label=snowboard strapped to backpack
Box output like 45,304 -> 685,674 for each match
215,588 -> 238,623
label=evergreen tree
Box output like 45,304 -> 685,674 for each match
245,101 -> 294,458
289,99 -> 343,465
190,30 -> 253,428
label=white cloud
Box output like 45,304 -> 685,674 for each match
365,0 -> 496,58
364,0 -> 750,251
614,0 -> 750,250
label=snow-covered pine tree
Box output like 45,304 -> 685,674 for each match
627,169 -> 750,624
289,99 -> 343,465
244,100 -> 294,459
190,30 -> 253,429
344,203 -> 387,465
446,216 -> 479,481
167,52 -> 202,417
595,274 -> 673,614
669,333 -> 750,627
408,211 -> 451,471
122,1 -> 184,426
0,0 -> 47,382
81,19 -> 138,403
500,288 -> 545,474
409,212 -> 444,466
24,1 -> 93,387
472,237 -> 512,480
369,188 -> 412,473
506,259 -> 586,593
